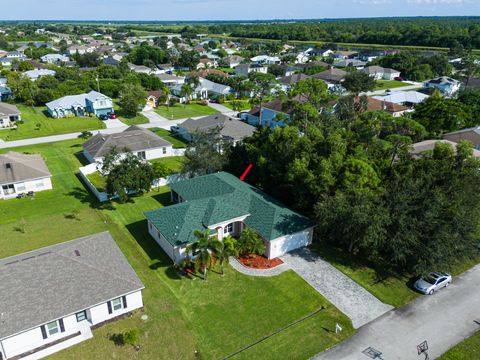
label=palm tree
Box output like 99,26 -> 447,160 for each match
214,235 -> 238,275
238,228 -> 266,256
187,230 -> 216,280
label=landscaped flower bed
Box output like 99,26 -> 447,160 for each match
237,254 -> 283,269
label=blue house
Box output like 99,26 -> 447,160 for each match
46,91 -> 114,118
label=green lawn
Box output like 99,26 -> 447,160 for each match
154,103 -> 219,120
0,105 -> 106,141
150,156 -> 185,173
439,331 -> 480,360
113,102 -> 149,126
374,80 -> 409,91
150,127 -> 189,148
314,245 -> 419,308
0,139 -> 354,360
86,171 -> 107,192
223,100 -> 252,111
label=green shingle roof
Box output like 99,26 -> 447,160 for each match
144,172 -> 314,247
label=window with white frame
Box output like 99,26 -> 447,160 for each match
76,310 -> 87,322
162,147 -> 166,154
111,297 -> 123,311
224,223 -> 233,234
47,320 -> 59,336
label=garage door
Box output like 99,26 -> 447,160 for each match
267,229 -> 312,259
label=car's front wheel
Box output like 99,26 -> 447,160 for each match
445,282 -> 449,288
428,289 -> 434,295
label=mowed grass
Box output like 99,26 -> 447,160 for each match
0,105 -> 105,141
150,156 -> 185,173
150,127 -> 188,148
438,331 -> 480,360
1,139 -> 354,360
154,103 -> 219,120
114,102 -> 149,126
374,80 -> 409,90
86,171 -> 107,192
223,99 -> 251,111
314,245 -> 419,307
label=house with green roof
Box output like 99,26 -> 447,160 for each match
144,172 -> 315,262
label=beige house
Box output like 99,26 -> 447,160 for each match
0,103 -> 21,129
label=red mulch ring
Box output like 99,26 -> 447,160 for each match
237,254 -> 283,269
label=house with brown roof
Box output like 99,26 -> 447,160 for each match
364,97 -> 409,117
146,90 -> 166,109
0,152 -> 52,199
312,68 -> 347,84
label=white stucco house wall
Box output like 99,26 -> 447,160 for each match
144,172 -> 315,263
0,152 -> 52,199
0,232 -> 144,360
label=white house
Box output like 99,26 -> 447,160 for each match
0,152 -> 52,199
40,54 -> 70,64
361,66 -> 401,80
0,103 -> 21,129
82,125 -> 174,165
24,69 -> 56,81
145,172 -> 315,263
46,91 -> 114,118
250,55 -> 281,65
373,90 -> 429,108
424,76 -> 461,97
0,232 -> 144,360
235,63 -> 268,77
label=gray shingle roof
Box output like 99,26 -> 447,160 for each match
0,151 -> 51,185
0,103 -> 20,117
0,232 -> 144,339
179,114 -> 255,141
83,125 -> 172,158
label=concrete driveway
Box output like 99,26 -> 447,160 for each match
281,249 -> 393,329
314,264 -> 480,360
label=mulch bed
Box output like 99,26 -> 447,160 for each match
237,254 -> 283,269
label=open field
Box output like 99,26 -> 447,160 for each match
154,103 -> 219,120
0,105 -> 105,141
0,139 -> 354,360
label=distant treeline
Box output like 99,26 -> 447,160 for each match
121,17 -> 480,49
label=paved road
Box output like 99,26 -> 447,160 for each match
314,264 -> 480,360
364,81 -> 423,96
281,249 -> 393,329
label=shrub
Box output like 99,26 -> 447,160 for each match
123,329 -> 140,347
237,228 -> 266,256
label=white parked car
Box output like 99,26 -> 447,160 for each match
414,272 -> 452,295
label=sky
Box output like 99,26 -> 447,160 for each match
0,0 -> 479,20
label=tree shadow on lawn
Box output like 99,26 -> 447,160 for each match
66,185 -> 115,211
126,219 -> 184,280
151,191 -> 173,207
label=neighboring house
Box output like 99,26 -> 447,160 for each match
156,63 -> 175,74
333,59 -> 367,69
410,139 -> 480,158
332,50 -> 358,59
0,232 -> 144,360
363,97 -> 409,117
82,125 -> 173,164
443,126 -> 480,150
0,103 -> 21,128
0,87 -> 13,101
6,51 -> 27,60
46,91 -> 114,118
357,51 -> 384,62
103,57 -> 120,66
372,90 -> 429,108
156,73 -> 185,88
240,96 -> 307,128
24,69 -> 56,81
0,151 -> 52,199
0,57 -> 12,66
235,63 -> 268,77
278,73 -> 312,91
196,58 -> 218,70
146,90 -> 166,109
40,54 -> 70,64
176,113 -> 255,144
304,48 -> 333,57
361,66 -> 401,80
424,76 -> 461,97
145,172 -> 314,263
250,55 -> 281,65
171,78 -> 231,102
67,45 -> 94,55
312,68 -> 348,84
223,55 -> 244,68
128,63 -> 156,75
